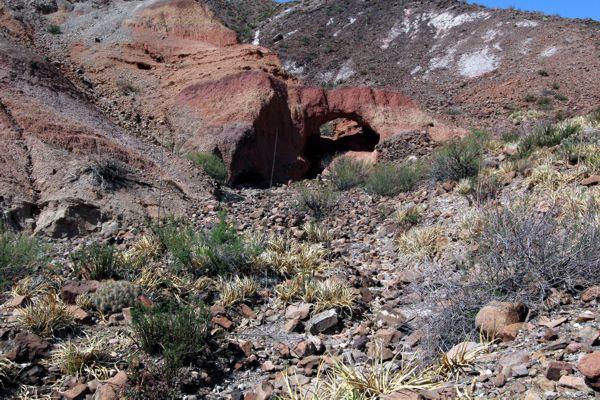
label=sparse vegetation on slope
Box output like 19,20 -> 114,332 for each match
0,226 -> 45,290
131,301 -> 211,374
364,162 -> 424,197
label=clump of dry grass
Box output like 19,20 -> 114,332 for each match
259,235 -> 327,277
136,266 -> 215,297
455,179 -> 472,196
75,293 -> 94,311
0,356 -> 13,386
275,278 -> 304,304
526,163 -> 572,191
458,209 -> 484,241
275,277 -> 357,314
127,235 -> 162,268
278,344 -> 439,400
397,226 -> 444,261
303,221 -> 331,244
17,294 -> 75,337
306,279 -> 358,315
219,276 -> 258,307
50,334 -> 112,380
10,276 -> 56,298
393,206 -> 423,227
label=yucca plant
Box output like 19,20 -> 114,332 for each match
332,344 -> 438,396
303,221 -> 332,244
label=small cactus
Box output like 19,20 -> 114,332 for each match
91,281 -> 141,313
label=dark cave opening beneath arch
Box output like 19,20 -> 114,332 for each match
303,117 -> 380,178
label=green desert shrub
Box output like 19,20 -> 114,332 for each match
153,213 -> 262,276
188,152 -> 228,183
131,301 -> 211,373
462,173 -> 504,206
47,24 -> 61,35
328,157 -> 368,190
294,184 -> 338,220
364,162 -> 423,197
71,242 -> 125,280
152,216 -> 197,271
517,122 -> 581,158
0,227 -> 45,289
536,96 -> 553,111
431,131 -> 487,182
196,211 -> 263,276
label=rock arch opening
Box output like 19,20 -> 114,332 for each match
303,116 -> 380,178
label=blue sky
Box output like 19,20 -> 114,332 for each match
275,1 -> 600,21
468,0 -> 600,20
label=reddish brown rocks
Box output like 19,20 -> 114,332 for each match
94,370 -> 128,400
62,383 -> 89,400
501,322 -> 524,342
285,303 -> 311,320
0,0 -> 464,230
61,280 -> 99,304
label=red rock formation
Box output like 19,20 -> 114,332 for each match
0,0 -> 463,233
61,0 -> 461,185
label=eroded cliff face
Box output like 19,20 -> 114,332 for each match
0,0 -> 459,234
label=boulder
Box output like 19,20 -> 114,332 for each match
545,361 -> 573,381
61,280 -> 100,304
93,371 -> 128,400
499,351 -> 530,377
581,286 -> 600,302
475,301 -> 526,338
558,375 -> 588,392
285,303 -> 311,320
375,306 -> 407,329
250,381 -> 274,400
62,383 -> 89,400
579,352 -> 600,389
581,175 -> 600,186
501,322 -> 524,342
0,331 -> 50,362
306,309 -> 339,334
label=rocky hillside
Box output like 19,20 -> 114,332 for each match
258,0 -> 600,131
202,0 -> 286,43
1,1 -> 600,400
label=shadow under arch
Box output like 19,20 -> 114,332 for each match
303,114 -> 380,178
